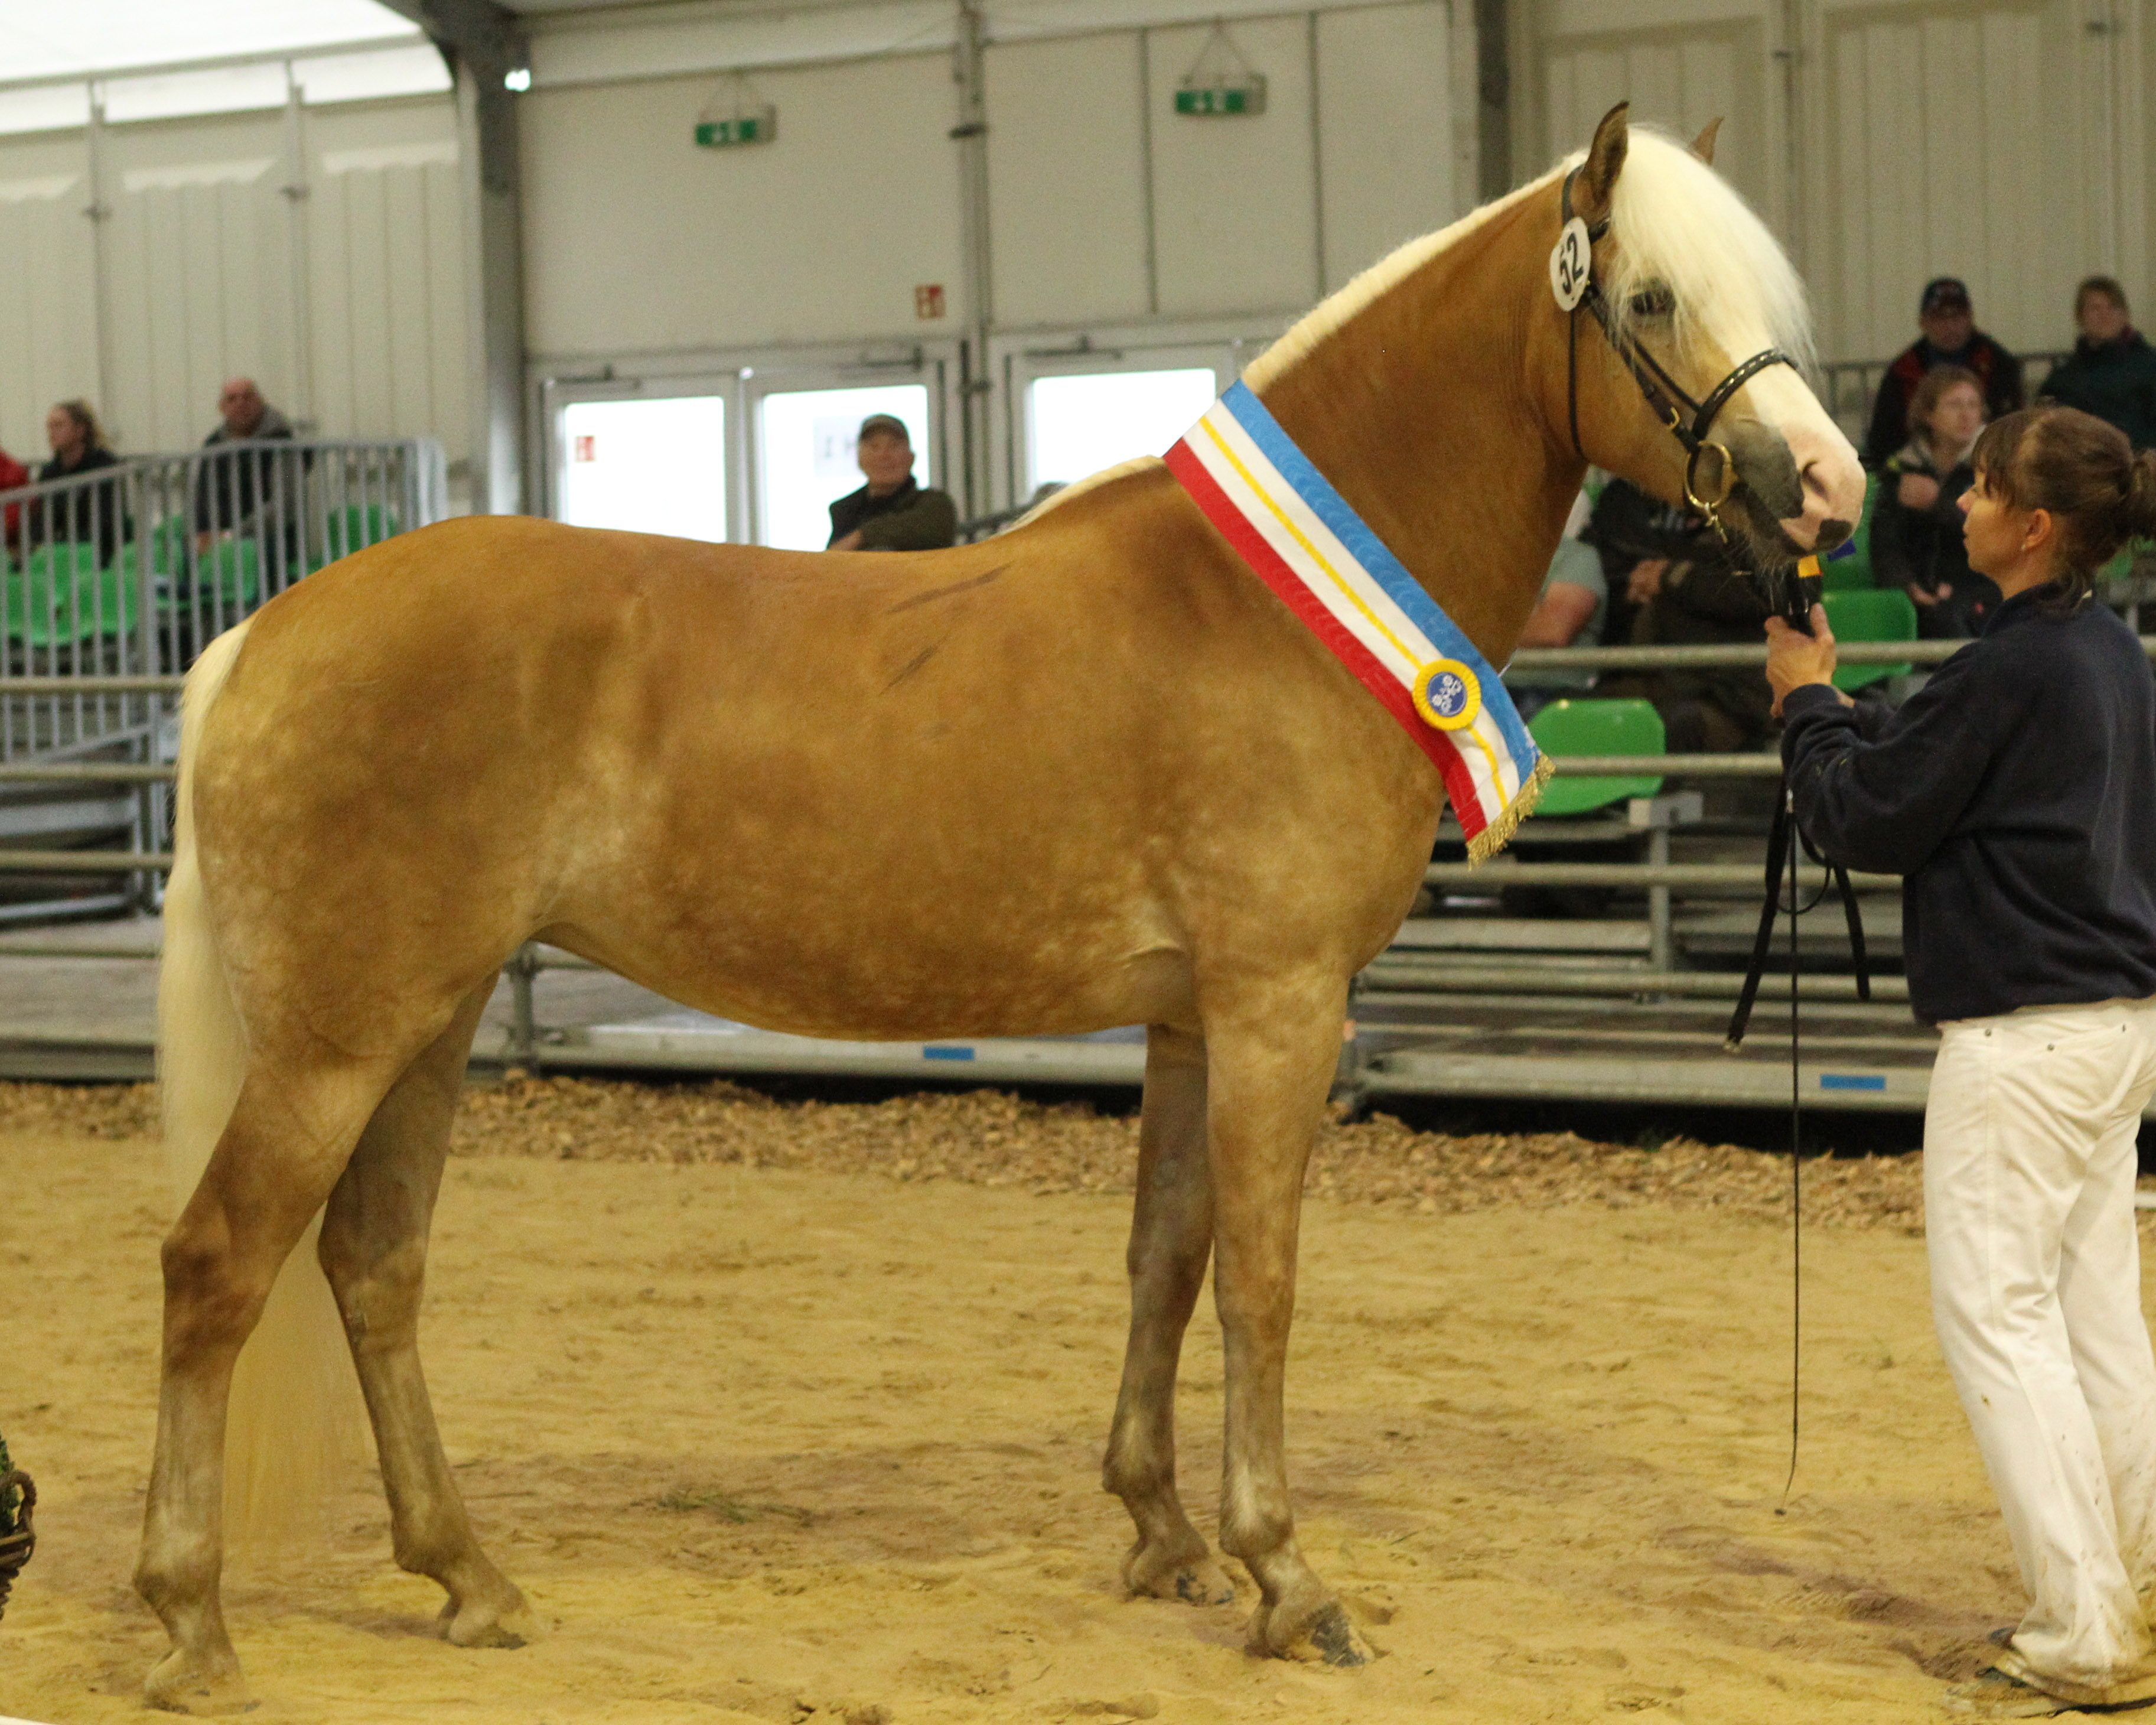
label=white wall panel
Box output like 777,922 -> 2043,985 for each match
100,126 -> 297,452
0,136 -> 99,463
1314,2 -> 1457,291
984,32 -> 1151,327
1145,15 -> 1320,318
1822,1 -> 2079,362
306,100 -> 468,454
0,96 -> 466,466
1539,21 -> 1763,214
521,56 -> 965,357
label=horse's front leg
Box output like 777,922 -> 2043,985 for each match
1103,1023 -> 1236,1606
1204,980 -> 1370,1666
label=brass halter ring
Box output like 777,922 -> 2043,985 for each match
1560,168 -> 1798,541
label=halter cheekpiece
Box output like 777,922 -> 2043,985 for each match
1558,167 -> 1798,535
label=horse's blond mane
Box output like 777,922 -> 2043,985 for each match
1020,126 -> 1813,529
1249,125 -> 1815,390
1595,127 -> 1816,373
1244,167 -> 1561,391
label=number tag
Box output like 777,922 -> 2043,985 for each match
1549,216 -> 1591,311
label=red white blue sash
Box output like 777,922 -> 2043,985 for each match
1165,381 -> 1552,861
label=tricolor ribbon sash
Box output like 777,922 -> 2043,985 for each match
1165,381 -> 1552,862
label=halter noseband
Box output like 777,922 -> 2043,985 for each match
1560,167 -> 1799,533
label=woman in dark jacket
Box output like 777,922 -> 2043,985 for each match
2040,276 -> 2156,450
1870,364 -> 1998,637
1764,405 -> 2156,1714
31,399 -> 125,567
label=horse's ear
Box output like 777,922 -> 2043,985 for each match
1575,102 -> 1629,226
1692,117 -> 1723,165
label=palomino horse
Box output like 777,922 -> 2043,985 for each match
140,106 -> 1862,1710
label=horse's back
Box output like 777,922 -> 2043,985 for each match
189,505 -> 1255,1038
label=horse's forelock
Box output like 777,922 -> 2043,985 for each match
1595,128 -> 1816,376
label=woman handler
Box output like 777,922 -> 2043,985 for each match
1766,403 -> 2156,1714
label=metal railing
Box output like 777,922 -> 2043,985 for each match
5,629 -> 2154,886
0,438 -> 447,913
1818,350 -> 2068,450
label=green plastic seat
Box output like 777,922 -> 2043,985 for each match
6,543 -> 138,646
146,516 -> 188,577
1821,586 -> 1917,691
1528,697 -> 1666,817
150,536 -> 260,617
325,504 -> 398,562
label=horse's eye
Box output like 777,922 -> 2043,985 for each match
1629,284 -> 1675,319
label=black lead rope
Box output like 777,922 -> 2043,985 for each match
1718,586 -> 1875,1514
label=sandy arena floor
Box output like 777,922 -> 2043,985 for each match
0,1079 -> 2069,1724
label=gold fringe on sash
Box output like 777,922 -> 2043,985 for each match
1463,752 -> 1556,867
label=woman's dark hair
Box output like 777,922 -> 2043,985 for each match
2076,275 -> 2129,320
1970,404 -> 2156,604
1906,363 -> 1983,448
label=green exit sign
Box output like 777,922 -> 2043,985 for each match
695,110 -> 774,147
1175,79 -> 1265,117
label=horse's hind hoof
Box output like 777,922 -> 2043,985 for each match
1122,1541 -> 1236,1606
144,1649 -> 255,1715
1253,1599 -> 1373,1667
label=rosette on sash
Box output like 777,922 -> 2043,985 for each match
1165,381 -> 1552,862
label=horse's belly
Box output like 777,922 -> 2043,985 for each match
546,901 -> 1191,1043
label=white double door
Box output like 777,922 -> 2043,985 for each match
549,358 -> 946,550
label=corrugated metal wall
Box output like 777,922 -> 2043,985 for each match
1517,0 -> 2152,366
0,94 -> 467,470
521,0 -> 1465,359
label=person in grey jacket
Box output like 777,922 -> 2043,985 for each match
193,377 -> 301,572
1765,404 -> 2156,1714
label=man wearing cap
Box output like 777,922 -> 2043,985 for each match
1863,279 -> 2024,468
826,414 -> 958,551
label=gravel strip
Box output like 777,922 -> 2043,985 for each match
1,1075 -> 1932,1232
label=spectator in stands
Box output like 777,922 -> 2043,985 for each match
0,439 -> 27,553
1582,477 -> 1771,751
2038,276 -> 2156,451
31,398 -> 125,567
1872,365 -> 1998,637
193,376 -> 301,571
1503,492 -> 1604,720
1864,278 -> 2024,468
826,415 -> 957,550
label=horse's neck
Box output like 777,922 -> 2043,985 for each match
1256,201 -> 1581,659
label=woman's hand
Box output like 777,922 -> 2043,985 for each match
1897,471 -> 1941,510
1626,558 -> 1668,604
829,529 -> 864,551
1763,604 -> 1849,717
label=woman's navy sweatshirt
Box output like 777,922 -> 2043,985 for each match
1781,585 -> 2156,1023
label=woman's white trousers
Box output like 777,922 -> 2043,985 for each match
1926,995 -> 2156,1697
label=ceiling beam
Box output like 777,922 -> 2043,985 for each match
374,0 -> 525,78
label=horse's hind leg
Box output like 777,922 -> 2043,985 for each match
1103,1023 -> 1236,1606
1204,981 -> 1370,1666
317,984 -> 540,1649
138,1059 -> 404,1715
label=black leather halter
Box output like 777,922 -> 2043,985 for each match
1560,167 -> 1799,533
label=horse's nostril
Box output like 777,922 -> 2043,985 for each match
1813,517 -> 1852,554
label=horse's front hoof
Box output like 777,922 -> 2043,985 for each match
144,1648 -> 254,1715
1251,1598 -> 1372,1667
1122,1540 -> 1236,1607
438,1586 -> 544,1649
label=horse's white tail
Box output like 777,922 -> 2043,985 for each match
158,619 -> 365,1549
